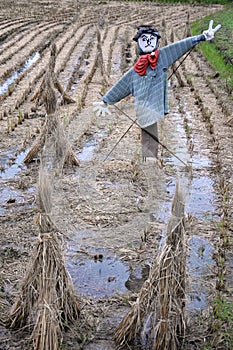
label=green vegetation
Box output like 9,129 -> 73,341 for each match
106,0 -> 232,4
110,0 -> 232,3
190,6 -> 233,349
191,5 -> 233,92
157,0 -> 230,3
212,298 -> 233,348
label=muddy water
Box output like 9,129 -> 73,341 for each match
0,149 -> 36,215
0,52 -> 40,95
188,235 -> 214,310
0,99 -> 218,310
77,130 -> 108,162
66,236 -> 130,298
62,103 -> 218,309
162,103 -> 217,310
0,149 -> 27,179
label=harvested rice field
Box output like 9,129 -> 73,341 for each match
0,1 -> 232,349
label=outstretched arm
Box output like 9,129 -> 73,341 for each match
160,20 -> 221,67
93,69 -> 133,117
102,69 -> 133,105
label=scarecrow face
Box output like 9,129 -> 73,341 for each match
138,33 -> 158,53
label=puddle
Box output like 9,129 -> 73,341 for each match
0,51 -> 40,95
0,186 -> 36,215
186,176 -> 216,218
163,111 -> 217,220
154,177 -> 176,218
192,153 -> 212,168
65,230 -> 151,298
0,149 -> 28,179
77,139 -> 98,162
187,235 -> 214,310
66,239 -> 130,298
152,170 -> 216,223
0,149 -> 35,214
0,188 -> 20,214
77,130 -> 107,162
160,109 -> 218,312
125,264 -> 150,293
163,112 -> 191,167
0,188 -> 23,214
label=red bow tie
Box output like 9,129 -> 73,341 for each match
134,50 -> 159,76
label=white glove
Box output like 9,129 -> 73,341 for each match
93,101 -> 111,117
203,20 -> 221,41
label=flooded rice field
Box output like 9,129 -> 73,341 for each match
0,1 -> 232,349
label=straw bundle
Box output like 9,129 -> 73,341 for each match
96,28 -> 108,88
7,40 -> 81,350
7,231 -> 79,347
31,43 -> 75,108
114,180 -> 186,349
7,170 -> 80,350
24,108 -> 79,166
24,44 -> 79,166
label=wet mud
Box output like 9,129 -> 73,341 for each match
0,1 -> 232,349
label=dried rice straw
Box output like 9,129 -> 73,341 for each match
114,179 -> 186,349
7,170 -> 79,349
7,57 -> 80,347
31,43 -> 75,108
24,44 -> 79,166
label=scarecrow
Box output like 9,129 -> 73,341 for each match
93,20 -> 221,160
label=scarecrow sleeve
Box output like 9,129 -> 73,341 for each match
160,34 -> 205,68
102,68 -> 133,104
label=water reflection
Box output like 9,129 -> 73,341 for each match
187,235 -> 214,310
66,242 -> 129,298
0,52 -> 40,95
0,150 -> 27,179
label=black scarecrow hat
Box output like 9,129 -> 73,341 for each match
133,25 -> 161,42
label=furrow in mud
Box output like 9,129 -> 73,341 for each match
0,22 -> 66,83
0,2 -> 232,350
